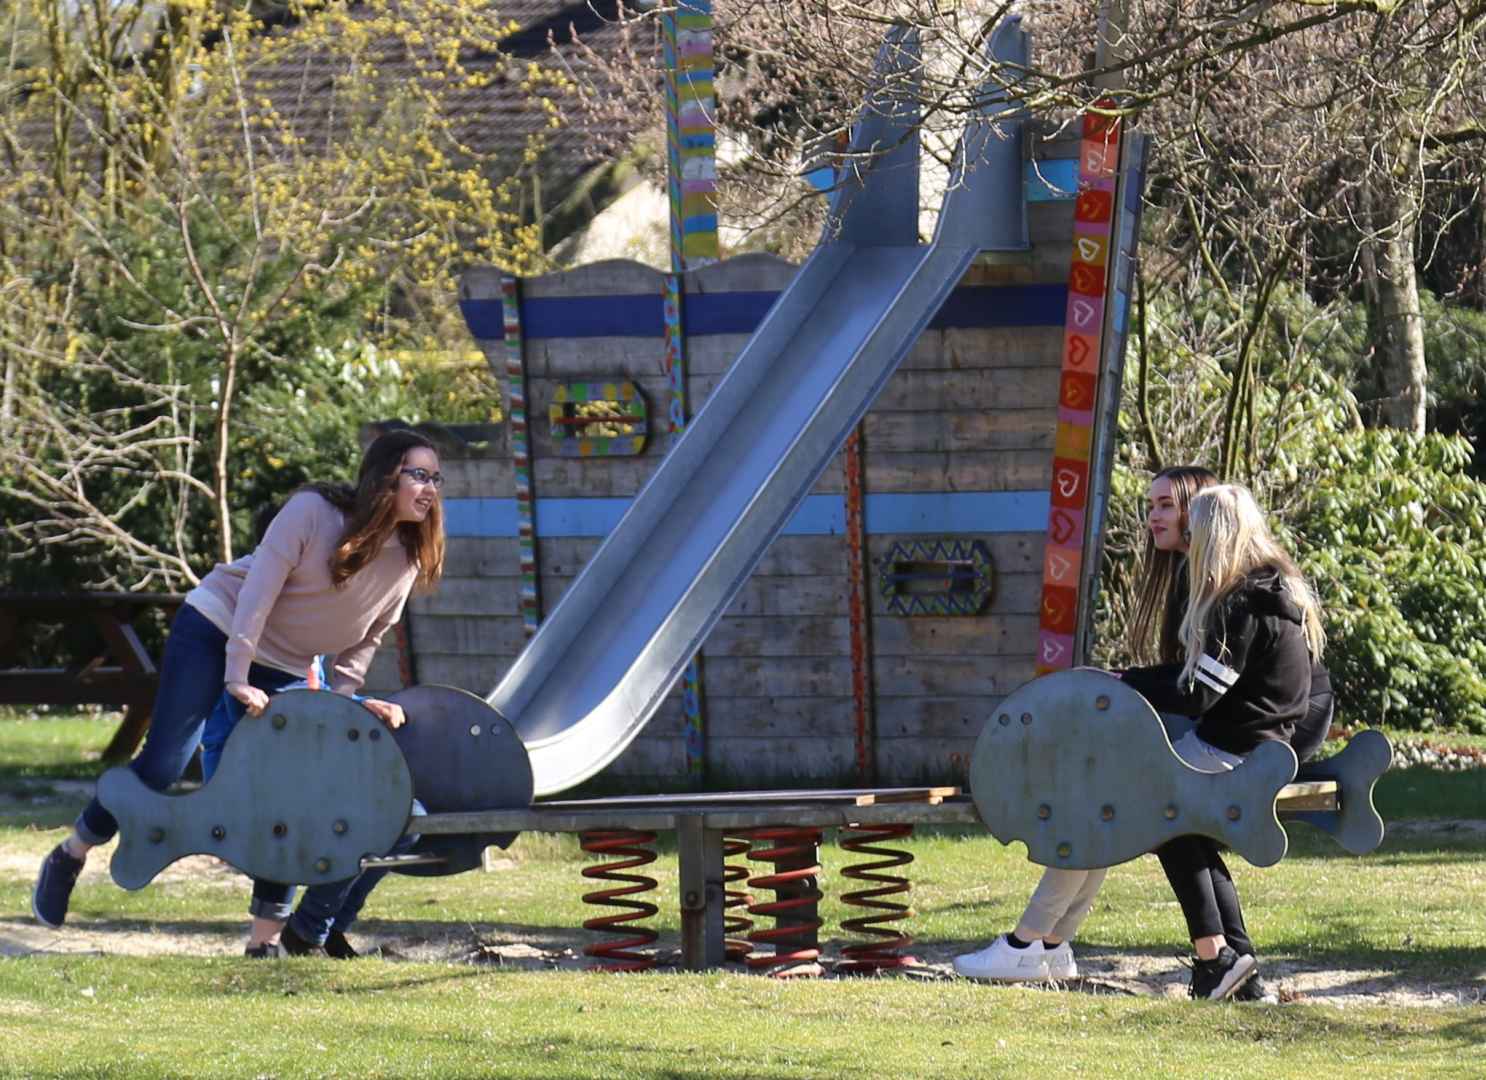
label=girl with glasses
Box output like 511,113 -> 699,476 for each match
33,431 -> 446,959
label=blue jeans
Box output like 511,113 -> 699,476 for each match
76,605 -> 301,845
202,682 -> 423,945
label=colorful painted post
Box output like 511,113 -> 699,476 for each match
1036,107 -> 1121,674
501,274 -> 542,638
664,0 -> 718,781
665,0 -> 719,270
844,431 -> 875,783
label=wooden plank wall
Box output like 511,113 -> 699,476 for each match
366,138 -> 1082,792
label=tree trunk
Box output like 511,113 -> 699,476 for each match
1364,173 -> 1427,436
1371,223 -> 1427,435
214,341 -> 237,565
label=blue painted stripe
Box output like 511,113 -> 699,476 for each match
805,166 -> 835,193
865,491 -> 1048,534
443,491 -> 1048,539
1026,159 -> 1080,202
459,284 -> 1068,340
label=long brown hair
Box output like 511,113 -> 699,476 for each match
304,430 -> 446,592
1125,465 -> 1219,664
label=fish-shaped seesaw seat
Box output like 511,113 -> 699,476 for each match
99,686 -> 535,891
381,684 -> 535,876
968,670 -> 1390,870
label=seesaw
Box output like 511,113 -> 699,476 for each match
99,686 -> 534,890
94,671 -> 1390,972
968,670 -> 1391,870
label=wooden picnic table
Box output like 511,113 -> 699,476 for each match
0,591 -> 184,763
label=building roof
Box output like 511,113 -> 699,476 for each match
249,0 -> 639,202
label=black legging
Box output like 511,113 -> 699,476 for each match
1155,836 -> 1253,952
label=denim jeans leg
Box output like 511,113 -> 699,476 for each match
200,663 -> 304,782
292,800 -> 426,945
200,692 -> 243,784
250,879 -> 296,922
76,605 -> 228,845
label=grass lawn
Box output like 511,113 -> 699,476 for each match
0,710 -> 1483,1078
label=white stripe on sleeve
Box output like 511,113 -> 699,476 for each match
1193,666 -> 1229,693
1197,652 -> 1239,688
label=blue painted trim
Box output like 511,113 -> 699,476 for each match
459,284 -> 1069,340
685,290 -> 786,335
1026,159 -> 1080,202
865,491 -> 1048,534
443,491 -> 1049,539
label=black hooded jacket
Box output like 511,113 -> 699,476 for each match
1121,565 -> 1315,756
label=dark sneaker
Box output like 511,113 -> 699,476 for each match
1233,972 -> 1277,1003
324,930 -> 361,960
1188,947 -> 1257,1000
245,941 -> 285,959
32,844 -> 85,929
280,923 -> 328,958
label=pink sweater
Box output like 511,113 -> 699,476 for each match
185,491 -> 419,693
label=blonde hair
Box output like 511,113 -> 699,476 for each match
1179,484 -> 1324,687
1126,466 -> 1219,664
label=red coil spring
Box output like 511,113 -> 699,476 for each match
742,826 -> 824,977
723,833 -> 753,962
580,830 -> 659,972
837,823 -> 916,974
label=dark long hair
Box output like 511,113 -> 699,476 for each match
1126,465 -> 1218,664
303,430 -> 446,592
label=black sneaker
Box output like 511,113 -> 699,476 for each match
324,930 -> 361,960
244,941 -> 285,959
1232,971 -> 1276,1003
1188,947 -> 1257,1000
280,922 -> 328,958
32,844 -> 85,929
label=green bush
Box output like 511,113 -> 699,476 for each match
1296,431 -> 1486,733
1098,283 -> 1486,733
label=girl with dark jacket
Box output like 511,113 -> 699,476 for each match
954,466 -> 1219,983
1122,483 -> 1326,1000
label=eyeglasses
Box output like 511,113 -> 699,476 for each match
399,467 -> 445,490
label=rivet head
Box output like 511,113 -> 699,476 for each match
147,827 -> 165,844
1020,712 -> 1033,726
1226,805 -> 1242,822
315,858 -> 331,874
210,826 -> 226,841
469,724 -> 482,737
1164,804 -> 1179,820
332,820 -> 348,836
1037,804 -> 1052,820
998,713 -> 1010,727
271,714 -> 287,730
1095,695 -> 1111,711
347,728 -> 360,742
272,823 -> 288,838
1101,805 -> 1115,822
1056,843 -> 1072,859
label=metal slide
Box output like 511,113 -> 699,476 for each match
489,22 -> 1035,795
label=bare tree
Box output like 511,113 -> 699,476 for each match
0,0 -> 557,587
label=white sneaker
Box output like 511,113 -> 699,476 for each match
953,935 -> 1049,981
1044,941 -> 1078,980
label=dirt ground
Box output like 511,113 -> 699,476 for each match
4,819 -> 1483,1008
